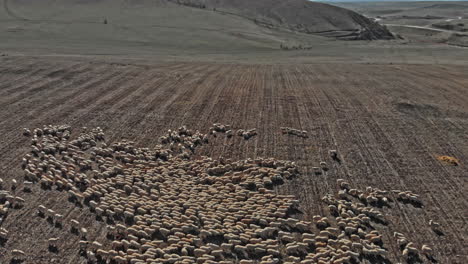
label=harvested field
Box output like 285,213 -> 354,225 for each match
0,56 -> 467,264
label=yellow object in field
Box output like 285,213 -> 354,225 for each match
436,155 -> 460,166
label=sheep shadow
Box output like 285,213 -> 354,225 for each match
372,200 -> 392,209
46,217 -> 54,225
40,183 -> 52,190
0,237 -> 7,246
369,216 -> 388,226
397,198 -> 423,208
96,257 -> 107,264
106,217 -> 115,225
426,255 -> 438,263
106,233 -> 115,240
407,254 -> 424,264
48,245 -> 59,253
331,156 -> 341,164
434,230 -> 445,236
362,255 -> 392,264
9,260 -> 24,264
286,206 -> 303,218
71,227 -> 79,235
67,196 -> 82,206
360,199 -> 392,209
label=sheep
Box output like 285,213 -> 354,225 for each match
78,240 -> 89,251
87,250 -> 97,263
312,167 -> 321,175
23,181 -> 33,192
96,249 -> 109,261
114,256 -> 127,264
339,181 -> 349,190
12,196 -> 25,208
46,209 -> 56,220
54,213 -> 64,226
48,237 -> 59,251
315,217 -> 329,229
91,241 -> 103,251
81,228 -> 88,239
70,219 -> 80,233
421,245 -> 433,256
11,179 -> 18,191
0,229 -> 8,240
319,161 -> 327,170
23,128 -> 32,137
37,205 -> 47,216
429,220 -> 441,232
329,150 -> 338,160
11,249 -> 26,260
19,125 -> 367,263
95,207 -> 104,217
403,243 -> 419,258
234,245 -> 249,258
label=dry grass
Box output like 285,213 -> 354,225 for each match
436,155 -> 460,166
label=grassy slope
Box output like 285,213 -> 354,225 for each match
0,0 -> 327,55
0,0 -> 467,64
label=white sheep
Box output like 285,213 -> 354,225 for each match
429,220 -> 441,232
12,249 -> 26,260
23,128 -> 32,137
54,213 -> 64,226
81,228 -> 88,239
11,179 -> 18,191
421,244 -> 433,256
48,237 -> 59,249
23,181 -> 33,192
36,204 -> 47,215
70,219 -> 80,233
0,229 -> 8,240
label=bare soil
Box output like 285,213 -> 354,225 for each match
0,56 -> 466,263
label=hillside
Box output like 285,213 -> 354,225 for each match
174,0 -> 394,40
0,0 -> 393,59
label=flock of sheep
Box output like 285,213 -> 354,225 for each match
321,179 -> 438,263
0,124 -> 441,263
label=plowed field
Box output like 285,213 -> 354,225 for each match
0,56 -> 467,264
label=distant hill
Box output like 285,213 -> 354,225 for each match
331,1 -> 468,18
0,0 -> 394,57
172,0 -> 394,40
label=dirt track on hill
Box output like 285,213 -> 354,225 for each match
0,56 -> 466,263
